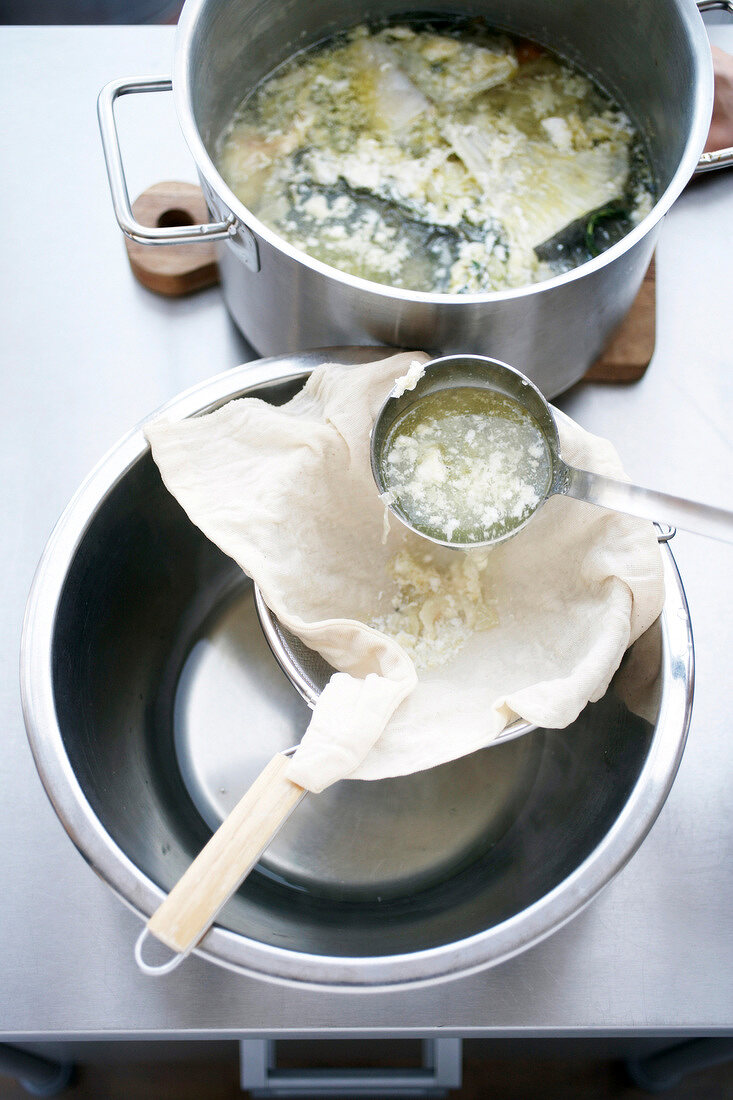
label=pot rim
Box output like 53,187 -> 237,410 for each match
21,350 -> 695,991
172,0 -> 713,304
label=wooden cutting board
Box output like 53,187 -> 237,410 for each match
584,256 -> 655,383
124,182 -> 219,297
124,181 -> 655,384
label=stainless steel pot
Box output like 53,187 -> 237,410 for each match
99,0 -> 731,396
22,349 -> 693,990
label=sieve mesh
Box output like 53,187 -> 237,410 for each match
253,584 -> 330,710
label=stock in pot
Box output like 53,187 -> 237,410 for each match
99,0 -> 732,396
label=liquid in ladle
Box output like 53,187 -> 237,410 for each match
379,387 -> 553,544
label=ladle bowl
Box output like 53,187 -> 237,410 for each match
371,354 -> 733,547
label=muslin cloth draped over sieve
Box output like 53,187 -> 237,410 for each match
146,352 -> 665,793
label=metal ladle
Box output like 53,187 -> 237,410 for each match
370,354 -> 733,547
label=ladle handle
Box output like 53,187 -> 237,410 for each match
141,753 -> 305,967
561,462 -> 733,543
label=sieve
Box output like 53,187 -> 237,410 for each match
371,354 -> 733,548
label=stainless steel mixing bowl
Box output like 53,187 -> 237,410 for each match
21,349 -> 694,990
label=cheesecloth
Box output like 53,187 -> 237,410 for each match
146,352 -> 665,793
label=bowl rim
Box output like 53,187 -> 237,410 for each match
20,349 -> 695,990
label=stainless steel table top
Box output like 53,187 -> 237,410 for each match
1,23 -> 732,1040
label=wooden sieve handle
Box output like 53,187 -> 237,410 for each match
140,753 -> 305,968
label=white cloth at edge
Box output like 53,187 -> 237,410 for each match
145,352 -> 665,793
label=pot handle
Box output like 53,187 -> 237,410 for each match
97,76 -> 237,246
696,0 -> 733,171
